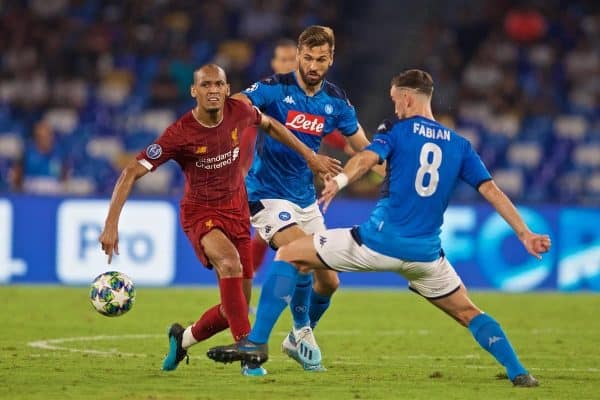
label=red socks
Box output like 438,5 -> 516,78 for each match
218,277 -> 251,341
251,235 -> 269,272
190,304 -> 229,342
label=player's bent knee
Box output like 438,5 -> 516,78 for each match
274,244 -> 294,262
296,263 -> 314,274
214,257 -> 243,278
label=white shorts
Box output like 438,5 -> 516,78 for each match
250,199 -> 325,244
314,228 -> 462,299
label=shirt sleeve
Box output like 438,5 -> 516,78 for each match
364,133 -> 393,164
242,78 -> 279,109
335,100 -> 359,136
460,141 -> 492,188
236,100 -> 262,127
239,125 -> 258,173
249,105 -> 262,126
135,125 -> 179,171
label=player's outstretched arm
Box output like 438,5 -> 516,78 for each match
345,124 -> 386,177
99,160 -> 149,264
259,113 -> 342,176
318,149 -> 380,213
478,180 -> 551,259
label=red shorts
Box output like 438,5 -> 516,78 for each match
180,203 -> 253,279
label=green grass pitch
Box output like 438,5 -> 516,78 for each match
1,286 -> 598,399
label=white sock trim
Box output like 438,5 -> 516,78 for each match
182,326 -> 198,349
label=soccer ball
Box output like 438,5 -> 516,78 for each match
89,271 -> 136,317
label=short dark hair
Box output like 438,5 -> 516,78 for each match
391,69 -> 434,96
298,25 -> 334,52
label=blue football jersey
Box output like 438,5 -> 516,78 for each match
243,72 -> 359,207
360,116 -> 492,261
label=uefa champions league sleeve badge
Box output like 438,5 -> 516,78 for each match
146,144 -> 162,160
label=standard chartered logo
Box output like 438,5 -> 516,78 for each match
195,147 -> 239,169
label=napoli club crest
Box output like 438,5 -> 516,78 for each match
146,144 -> 162,160
278,211 -> 291,221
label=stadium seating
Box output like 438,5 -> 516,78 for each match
0,1 -> 596,204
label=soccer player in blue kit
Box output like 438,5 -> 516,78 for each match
231,25 -> 382,371
208,69 -> 550,387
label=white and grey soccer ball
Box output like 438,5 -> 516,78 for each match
89,271 -> 136,317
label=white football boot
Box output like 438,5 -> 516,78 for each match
281,326 -> 326,371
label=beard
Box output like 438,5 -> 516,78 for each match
299,66 -> 325,87
203,98 -> 224,113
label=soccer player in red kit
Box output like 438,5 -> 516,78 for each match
98,64 -> 341,376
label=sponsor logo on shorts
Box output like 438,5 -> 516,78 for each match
265,225 -> 272,234
278,211 -> 291,221
146,144 -> 162,160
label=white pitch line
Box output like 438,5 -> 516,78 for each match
26,332 -> 600,375
326,361 -> 600,374
275,329 -> 431,336
27,334 -> 162,357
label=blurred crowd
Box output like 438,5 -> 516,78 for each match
0,0 -> 597,205
0,0 -> 347,195
417,1 -> 598,204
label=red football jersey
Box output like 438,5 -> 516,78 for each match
322,129 -> 347,150
239,125 -> 258,175
137,98 -> 261,208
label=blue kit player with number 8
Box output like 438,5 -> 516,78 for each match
207,69 -> 550,387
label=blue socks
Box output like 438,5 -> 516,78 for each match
249,261 -> 334,345
290,275 -> 333,330
309,289 -> 331,329
290,273 -> 312,329
468,313 -> 527,380
249,261 -> 298,344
